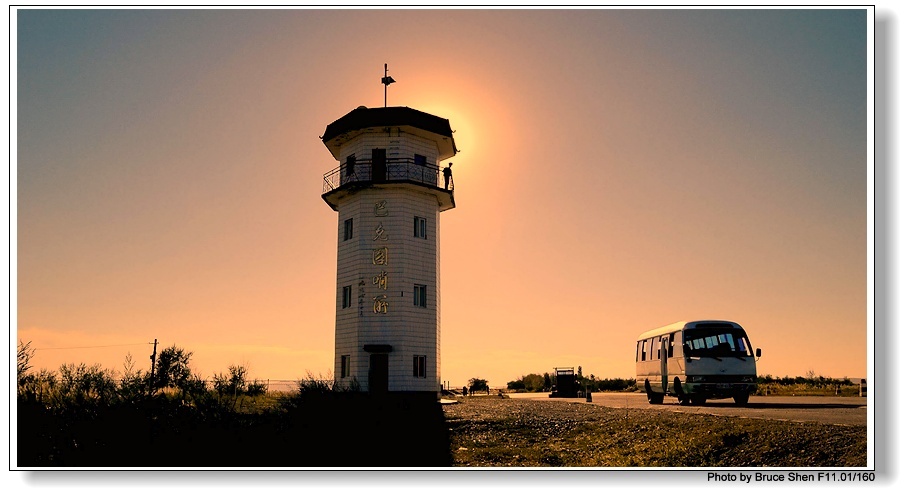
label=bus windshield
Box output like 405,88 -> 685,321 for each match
683,328 -> 752,357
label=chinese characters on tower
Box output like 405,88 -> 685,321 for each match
372,200 -> 390,314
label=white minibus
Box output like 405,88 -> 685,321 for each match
635,320 -> 761,405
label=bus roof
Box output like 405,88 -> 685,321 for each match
636,320 -> 744,341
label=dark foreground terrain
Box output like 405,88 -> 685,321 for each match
18,394 -> 866,468
17,393 -> 452,467
443,397 -> 867,467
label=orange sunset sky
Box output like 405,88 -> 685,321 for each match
15,8 -> 870,389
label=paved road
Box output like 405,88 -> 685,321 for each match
506,392 -> 868,426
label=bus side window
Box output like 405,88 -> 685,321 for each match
648,338 -> 656,361
640,341 -> 647,361
666,335 -> 673,358
672,331 -> 683,357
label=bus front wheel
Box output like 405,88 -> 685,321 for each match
733,394 -> 749,406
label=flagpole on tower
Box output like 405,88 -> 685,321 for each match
381,63 -> 396,107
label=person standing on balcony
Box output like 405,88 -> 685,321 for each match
443,162 -> 453,190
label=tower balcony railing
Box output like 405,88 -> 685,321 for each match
322,157 -> 454,195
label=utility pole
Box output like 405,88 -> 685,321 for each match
149,338 -> 158,393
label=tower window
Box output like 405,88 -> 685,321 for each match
342,285 -> 352,309
341,355 -> 350,378
413,355 -> 426,378
414,284 -> 427,308
414,154 -> 427,166
343,218 -> 353,241
345,155 -> 356,176
414,216 -> 427,239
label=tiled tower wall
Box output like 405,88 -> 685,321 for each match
344,128 -> 441,165
333,131 -> 444,393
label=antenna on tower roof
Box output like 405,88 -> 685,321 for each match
381,63 -> 396,108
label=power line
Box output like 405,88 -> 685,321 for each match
33,342 -> 151,351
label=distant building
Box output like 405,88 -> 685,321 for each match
320,106 -> 458,401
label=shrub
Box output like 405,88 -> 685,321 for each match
57,363 -> 118,406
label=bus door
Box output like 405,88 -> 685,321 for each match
660,336 -> 669,393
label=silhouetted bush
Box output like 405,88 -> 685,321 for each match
506,372 -> 637,393
17,370 -> 452,467
755,374 -> 858,396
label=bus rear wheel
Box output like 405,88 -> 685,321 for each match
733,394 -> 749,405
645,381 -> 664,404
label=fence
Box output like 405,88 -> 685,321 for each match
323,157 -> 453,194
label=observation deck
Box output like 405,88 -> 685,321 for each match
319,106 -> 458,212
321,156 -> 455,211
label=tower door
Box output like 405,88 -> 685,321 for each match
372,148 -> 386,183
368,353 -> 389,394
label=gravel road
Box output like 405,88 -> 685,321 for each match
442,397 -> 867,467
509,392 -> 868,426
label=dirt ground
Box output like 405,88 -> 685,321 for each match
443,397 -> 867,467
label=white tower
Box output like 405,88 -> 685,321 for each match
320,106 -> 457,401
